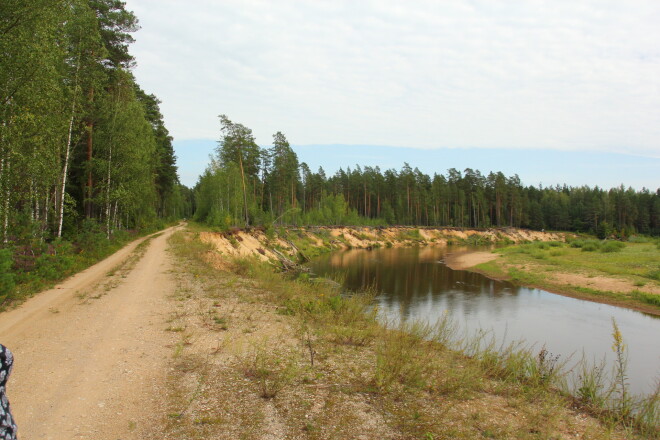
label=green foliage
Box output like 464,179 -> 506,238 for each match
596,221 -> 614,239
0,220 -> 146,308
600,241 -> 625,253
0,249 -> 15,302
632,290 -> 660,307
580,241 -> 601,252
193,115 -> 660,235
34,241 -> 75,280
0,0 -> 187,253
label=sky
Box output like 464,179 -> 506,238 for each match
123,0 -> 660,189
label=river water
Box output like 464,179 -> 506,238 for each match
308,246 -> 660,396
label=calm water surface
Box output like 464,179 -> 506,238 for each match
308,246 -> 660,395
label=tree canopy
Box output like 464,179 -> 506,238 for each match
195,118 -> 659,237
0,0 -> 191,248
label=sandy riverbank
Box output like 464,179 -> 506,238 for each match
444,251 -> 500,270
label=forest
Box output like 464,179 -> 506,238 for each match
0,0 -> 192,244
195,116 -> 660,237
0,0 -> 191,301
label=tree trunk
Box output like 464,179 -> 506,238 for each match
2,155 -> 10,243
85,85 -> 95,219
105,142 -> 112,238
58,113 -> 75,237
237,150 -> 249,226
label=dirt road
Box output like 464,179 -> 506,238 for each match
0,226 -> 180,439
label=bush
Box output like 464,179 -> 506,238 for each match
34,243 -> 76,280
75,220 -> 110,257
0,249 -> 15,301
600,241 -> 625,253
581,241 -> 600,252
627,235 -> 653,244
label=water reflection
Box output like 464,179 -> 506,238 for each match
309,246 -> 660,395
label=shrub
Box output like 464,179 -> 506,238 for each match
600,241 -> 625,253
627,235 -> 653,244
0,249 -> 15,302
580,241 -> 601,252
34,240 -> 76,280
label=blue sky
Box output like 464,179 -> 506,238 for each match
123,0 -> 660,189
174,140 -> 658,190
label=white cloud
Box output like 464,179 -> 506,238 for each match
125,0 -> 660,157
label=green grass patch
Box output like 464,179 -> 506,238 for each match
474,260 -> 506,278
632,290 -> 660,307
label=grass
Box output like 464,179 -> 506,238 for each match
396,228 -> 424,242
157,226 -> 657,439
475,238 -> 660,313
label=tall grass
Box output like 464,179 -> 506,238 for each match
568,320 -> 659,436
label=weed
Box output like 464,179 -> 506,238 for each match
241,343 -> 299,399
536,346 -> 562,386
574,356 -> 607,408
374,320 -> 436,391
611,318 -> 632,419
212,314 -> 228,330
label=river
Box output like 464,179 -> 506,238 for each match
308,246 -> 660,396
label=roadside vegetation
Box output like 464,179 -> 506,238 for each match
474,236 -> 660,314
1,2 -> 191,308
160,227 -> 658,439
0,222 -> 175,309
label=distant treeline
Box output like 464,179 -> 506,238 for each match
195,116 -> 659,237
0,0 -> 192,248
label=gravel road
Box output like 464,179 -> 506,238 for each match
0,226 -> 180,439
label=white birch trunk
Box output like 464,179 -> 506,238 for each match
105,143 -> 112,239
58,47 -> 82,238
3,156 -> 11,244
57,113 -> 75,238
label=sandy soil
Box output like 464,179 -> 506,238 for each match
444,251 -> 500,270
552,272 -> 660,295
0,226 -> 181,440
200,226 -> 565,263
